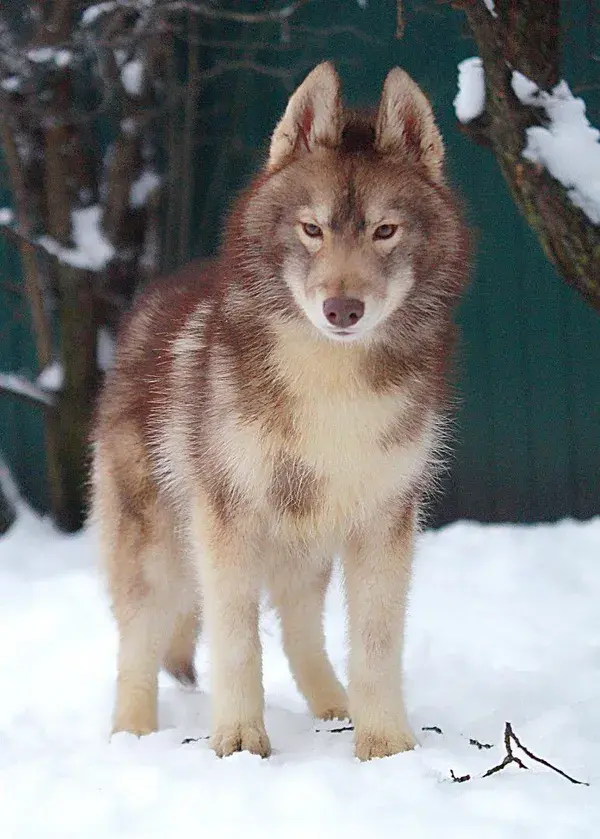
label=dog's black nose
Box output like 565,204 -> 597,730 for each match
323,297 -> 365,328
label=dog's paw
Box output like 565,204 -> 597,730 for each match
354,727 -> 417,761
211,721 -> 271,758
308,681 -> 349,722
315,705 -> 350,722
111,719 -> 157,738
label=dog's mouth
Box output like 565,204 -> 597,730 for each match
322,325 -> 365,343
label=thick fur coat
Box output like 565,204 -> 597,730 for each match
91,63 -> 470,760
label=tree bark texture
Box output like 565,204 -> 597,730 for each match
447,0 -> 600,312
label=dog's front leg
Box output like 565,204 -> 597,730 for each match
344,505 -> 417,761
192,501 -> 270,758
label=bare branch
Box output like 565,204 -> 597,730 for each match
508,723 -> 589,786
450,722 -> 590,786
395,0 -> 405,39
164,0 -> 313,24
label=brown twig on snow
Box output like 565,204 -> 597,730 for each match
314,724 -> 354,733
507,723 -> 589,786
480,722 -> 528,779
469,737 -> 493,750
451,722 -> 590,786
450,769 -> 471,783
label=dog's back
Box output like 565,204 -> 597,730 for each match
92,62 -> 469,760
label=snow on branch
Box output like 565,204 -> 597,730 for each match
0,373 -> 56,409
130,169 -> 161,208
121,59 -> 144,97
81,2 -> 118,26
454,57 -> 485,124
38,205 -> 115,272
512,72 -> 600,225
36,362 -> 64,393
482,0 -> 497,18
81,0 -> 313,28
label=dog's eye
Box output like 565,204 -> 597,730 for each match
373,224 -> 398,241
302,222 -> 323,238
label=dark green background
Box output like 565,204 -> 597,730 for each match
1,0 -> 598,523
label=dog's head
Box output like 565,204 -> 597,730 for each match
240,63 -> 465,345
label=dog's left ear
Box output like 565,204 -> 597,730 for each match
375,68 -> 445,183
268,62 -> 341,170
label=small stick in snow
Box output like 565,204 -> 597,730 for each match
181,735 -> 209,745
481,723 -> 528,778
469,737 -> 493,750
315,724 -> 354,733
451,722 -> 589,786
506,723 -> 589,786
422,725 -> 444,734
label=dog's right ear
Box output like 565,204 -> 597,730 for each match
268,62 -> 341,170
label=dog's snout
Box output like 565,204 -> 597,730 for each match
323,297 -> 365,329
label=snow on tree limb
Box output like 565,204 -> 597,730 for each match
454,58 -> 485,124
512,72 -> 600,226
0,373 -> 56,409
38,206 -> 115,272
80,0 -> 313,27
443,0 -> 600,311
482,0 -> 497,18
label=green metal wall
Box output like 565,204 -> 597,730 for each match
1,0 -> 598,523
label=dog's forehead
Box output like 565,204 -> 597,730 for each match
304,165 -> 407,227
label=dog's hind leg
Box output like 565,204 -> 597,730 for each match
93,436 -> 191,736
163,605 -> 201,688
269,562 -> 348,721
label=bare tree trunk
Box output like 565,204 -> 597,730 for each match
36,2 -> 99,530
443,0 -> 600,312
0,114 -> 68,525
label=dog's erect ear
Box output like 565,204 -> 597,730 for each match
268,62 -> 341,170
375,68 -> 445,183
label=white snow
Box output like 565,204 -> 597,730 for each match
1,502 -> 600,837
39,205 -> 114,271
482,0 -> 498,18
0,373 -> 55,407
27,47 -> 57,64
121,60 -> 144,97
55,50 -> 72,69
130,169 -> 161,207
0,207 -> 14,225
97,327 -> 116,372
512,72 -> 600,224
113,49 -> 127,68
36,361 -> 64,392
0,76 -> 21,92
81,2 -> 117,25
120,117 -> 138,135
454,57 -> 486,124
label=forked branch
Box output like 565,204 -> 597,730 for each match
450,722 -> 589,786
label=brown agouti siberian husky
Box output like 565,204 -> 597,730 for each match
91,62 -> 470,760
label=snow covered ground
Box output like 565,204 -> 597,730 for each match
2,502 -> 600,838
